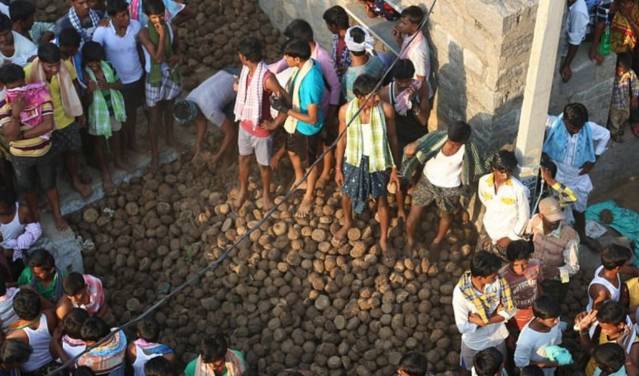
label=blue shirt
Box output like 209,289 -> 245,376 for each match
342,54 -> 385,102
294,60 -> 325,136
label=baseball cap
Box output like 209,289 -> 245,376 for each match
539,197 -> 564,222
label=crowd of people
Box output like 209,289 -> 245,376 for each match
0,0 -> 635,375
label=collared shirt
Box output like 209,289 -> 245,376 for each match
612,69 -> 639,110
478,174 -> 530,242
526,214 -> 581,281
452,279 -> 514,350
402,31 -> 433,98
567,0 -> 589,45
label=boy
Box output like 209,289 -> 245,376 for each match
593,343 -> 628,376
403,121 -> 481,252
0,13 -> 36,67
609,53 -> 639,143
587,245 -> 631,311
232,37 -> 287,211
55,0 -> 104,42
539,158 -> 577,209
514,296 -> 564,374
396,352 -> 428,376
9,0 -> 55,45
138,0 -> 182,171
127,319 -> 175,376
0,63 -> 68,230
25,43 -> 92,200
184,337 -> 247,376
499,240 -> 540,332
50,308 -> 88,363
477,150 -> 530,258
77,317 -> 127,376
58,28 -> 86,88
452,251 -> 515,372
82,41 -> 127,193
575,300 -> 639,375
92,0 -> 145,153
275,38 -> 325,218
334,74 -> 400,259
472,347 -> 506,376
56,272 -> 111,322
322,5 -> 351,78
17,249 -> 64,303
342,26 -> 384,102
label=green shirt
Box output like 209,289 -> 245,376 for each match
17,268 -> 64,302
184,350 -> 246,376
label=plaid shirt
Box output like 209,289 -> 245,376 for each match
612,69 -> 639,110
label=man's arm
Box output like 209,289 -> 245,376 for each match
288,103 -> 319,125
21,114 -> 54,138
415,83 -> 430,127
383,102 -> 400,167
452,287 -> 478,334
263,75 -> 288,128
138,27 -> 165,64
589,284 -> 611,310
513,334 -> 534,369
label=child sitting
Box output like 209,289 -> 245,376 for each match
514,296 -> 564,374
593,343 -> 628,376
610,52 -> 639,143
82,41 -> 127,193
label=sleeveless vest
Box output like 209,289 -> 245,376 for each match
532,225 -> 578,280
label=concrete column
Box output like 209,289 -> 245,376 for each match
515,0 -> 565,197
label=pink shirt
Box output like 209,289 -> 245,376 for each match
74,274 -> 105,315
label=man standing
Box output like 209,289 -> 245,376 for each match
322,5 -> 351,79
477,150 -> 530,259
0,14 -> 36,67
342,26 -> 385,102
543,103 -> 610,247
55,0 -> 103,42
452,251 -> 515,372
560,0 -> 589,82
526,197 -> 580,302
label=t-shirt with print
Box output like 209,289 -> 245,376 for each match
293,61 -> 325,136
24,59 -> 78,130
499,260 -> 540,310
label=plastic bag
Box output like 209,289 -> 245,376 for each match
598,25 -> 611,57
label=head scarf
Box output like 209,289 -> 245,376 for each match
345,26 -> 375,55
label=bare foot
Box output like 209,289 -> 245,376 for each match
379,239 -> 396,262
73,180 -> 92,198
334,221 -> 352,244
232,189 -> 248,210
262,195 -> 274,212
397,209 -> 407,223
316,173 -> 331,189
295,198 -> 313,218
291,178 -> 307,192
53,214 -> 69,231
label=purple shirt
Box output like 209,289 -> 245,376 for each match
268,42 -> 341,111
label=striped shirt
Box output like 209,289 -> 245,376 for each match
0,99 -> 54,157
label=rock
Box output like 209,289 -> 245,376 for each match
83,208 -> 99,223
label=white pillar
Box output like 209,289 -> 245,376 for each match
515,0 -> 565,196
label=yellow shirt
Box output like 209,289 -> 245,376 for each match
628,277 -> 639,308
24,59 -> 77,130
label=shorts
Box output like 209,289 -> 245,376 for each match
10,151 -> 58,192
412,175 -> 464,212
88,117 -> 122,137
285,130 -> 320,167
321,118 -> 339,146
476,225 -> 507,260
145,70 -> 182,107
589,0 -> 612,29
238,126 -> 272,167
121,76 -> 145,113
460,340 -> 506,370
51,122 -> 82,154
609,105 -> 630,133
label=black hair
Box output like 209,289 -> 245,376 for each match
0,274 -> 5,297
0,13 -> 11,33
397,351 -> 428,376
470,251 -> 502,278
38,43 -> 61,64
63,272 -> 87,296
506,240 -> 533,262
532,295 -> 561,320
0,186 -> 18,207
490,150 -> 518,174
472,347 -> 503,376
618,52 -> 633,71
63,308 -> 90,339
520,365 -> 544,376
0,63 -> 25,85
106,0 -> 129,17
601,244 -> 632,271
352,74 -> 378,98
448,121 -> 472,143
144,356 -> 176,376
563,103 -> 589,130
323,6 -> 349,30
391,59 -> 415,81
597,300 -> 626,325
0,340 -> 32,366
143,0 -> 165,16
137,319 -> 160,342
283,39 -> 311,61
13,289 -> 41,321
59,28 -> 81,48
9,1 -> 36,23
72,366 -> 96,376
401,6 -> 425,25
82,41 -> 106,64
540,156 -> 557,178
276,372 -> 305,376
348,26 -> 367,56
199,337 -> 228,363
283,19 -> 314,43
237,37 -> 263,63
593,343 -> 626,374
81,317 -> 110,342
27,249 -> 55,269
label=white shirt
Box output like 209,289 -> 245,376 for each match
0,3 -> 8,17
567,0 -> 589,45
0,32 -> 37,67
360,123 -> 374,157
186,70 -> 236,126
452,281 -> 514,350
424,145 -> 465,188
514,322 -> 563,375
478,174 -> 530,242
92,20 -> 144,84
403,32 -> 433,98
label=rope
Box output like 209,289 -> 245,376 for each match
44,2 -> 438,374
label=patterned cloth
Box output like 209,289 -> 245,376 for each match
26,58 -> 83,119
391,80 -> 420,116
457,271 -> 515,325
72,274 -> 105,315
233,62 -> 267,131
194,350 -> 246,376
86,62 -> 126,139
51,122 -> 82,154
78,329 -> 127,374
68,7 -> 100,43
0,287 -> 19,330
331,34 -> 351,79
147,22 -> 180,88
145,68 -> 181,107
543,114 -> 596,168
611,2 -> 639,53
412,174 -> 465,211
400,130 -> 485,187
343,156 -> 390,215
612,69 -> 639,111
547,181 -> 578,208
0,97 -> 54,158
5,83 -> 54,129
588,0 -> 613,27
345,99 -> 395,172
134,338 -> 173,356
